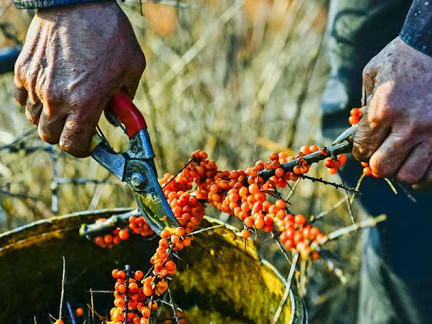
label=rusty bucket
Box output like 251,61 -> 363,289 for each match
0,208 -> 306,323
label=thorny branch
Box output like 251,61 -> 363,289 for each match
299,174 -> 358,194
258,141 -> 352,181
79,209 -> 141,238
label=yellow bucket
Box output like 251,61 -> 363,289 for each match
0,208 -> 306,323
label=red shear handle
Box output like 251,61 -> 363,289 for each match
108,90 -> 147,138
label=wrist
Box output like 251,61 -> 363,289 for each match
399,0 -> 432,57
13,0 -> 114,10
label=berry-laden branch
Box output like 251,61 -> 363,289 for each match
83,140 -> 385,323
258,141 -> 352,181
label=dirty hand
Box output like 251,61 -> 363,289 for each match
353,36 -> 432,187
14,2 -> 145,157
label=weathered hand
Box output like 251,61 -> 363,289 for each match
353,36 -> 432,186
14,2 -> 145,157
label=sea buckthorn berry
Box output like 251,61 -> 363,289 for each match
76,308 -> 84,317
299,145 -> 310,155
134,270 -> 144,281
269,152 -> 279,160
119,229 -> 129,240
241,229 -> 251,239
248,183 -> 259,195
294,214 -> 307,226
275,168 -> 284,178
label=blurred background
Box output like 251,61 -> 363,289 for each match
0,1 -> 367,322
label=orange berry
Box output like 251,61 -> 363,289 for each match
241,229 -> 250,239
269,152 -> 279,160
328,167 -> 338,175
248,183 -> 259,195
299,145 -> 310,155
119,229 -> 129,240
134,270 -> 144,281
76,308 -> 84,317
275,199 -> 286,210
275,168 -> 284,178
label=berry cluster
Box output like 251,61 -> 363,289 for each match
95,147 -> 358,322
93,221 -> 131,248
346,107 -> 380,178
349,107 -> 362,126
325,154 -> 347,175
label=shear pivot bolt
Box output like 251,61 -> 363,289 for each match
131,173 -> 146,189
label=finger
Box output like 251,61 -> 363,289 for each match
352,107 -> 391,161
25,96 -> 43,125
123,37 -> 146,98
13,75 -> 28,106
122,69 -> 145,99
367,132 -> 414,178
412,157 -> 432,191
395,143 -> 432,184
59,111 -> 101,158
362,59 -> 379,98
38,111 -> 65,144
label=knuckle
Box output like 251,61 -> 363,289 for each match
353,137 -> 373,161
25,110 -> 39,125
39,81 -> 63,107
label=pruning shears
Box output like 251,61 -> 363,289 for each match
90,90 -> 179,235
332,124 -> 359,146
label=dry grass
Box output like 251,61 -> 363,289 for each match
0,1 -> 368,322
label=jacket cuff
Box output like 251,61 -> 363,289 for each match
399,0 -> 432,57
13,0 -> 111,9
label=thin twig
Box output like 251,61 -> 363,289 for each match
49,146 -> 59,215
272,230 -> 291,265
311,196 -> 348,222
90,289 -> 95,323
167,287 -> 180,324
162,157 -> 195,189
299,174 -> 359,193
56,177 -> 119,185
0,189 -> 39,201
0,128 -> 37,151
59,257 -> 66,321
186,224 -> 224,236
321,214 -> 387,243
123,265 -> 131,324
350,174 -> 366,204
338,171 -> 355,224
142,0 -> 203,8
393,179 -> 417,203
86,290 -> 114,294
383,178 -> 398,195
286,178 -> 300,201
273,252 -> 299,324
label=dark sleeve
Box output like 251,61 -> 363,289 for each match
12,0 -> 110,9
399,0 -> 432,56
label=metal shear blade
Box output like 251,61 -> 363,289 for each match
333,124 -> 358,145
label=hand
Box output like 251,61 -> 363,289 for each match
353,37 -> 432,186
14,2 -> 145,157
